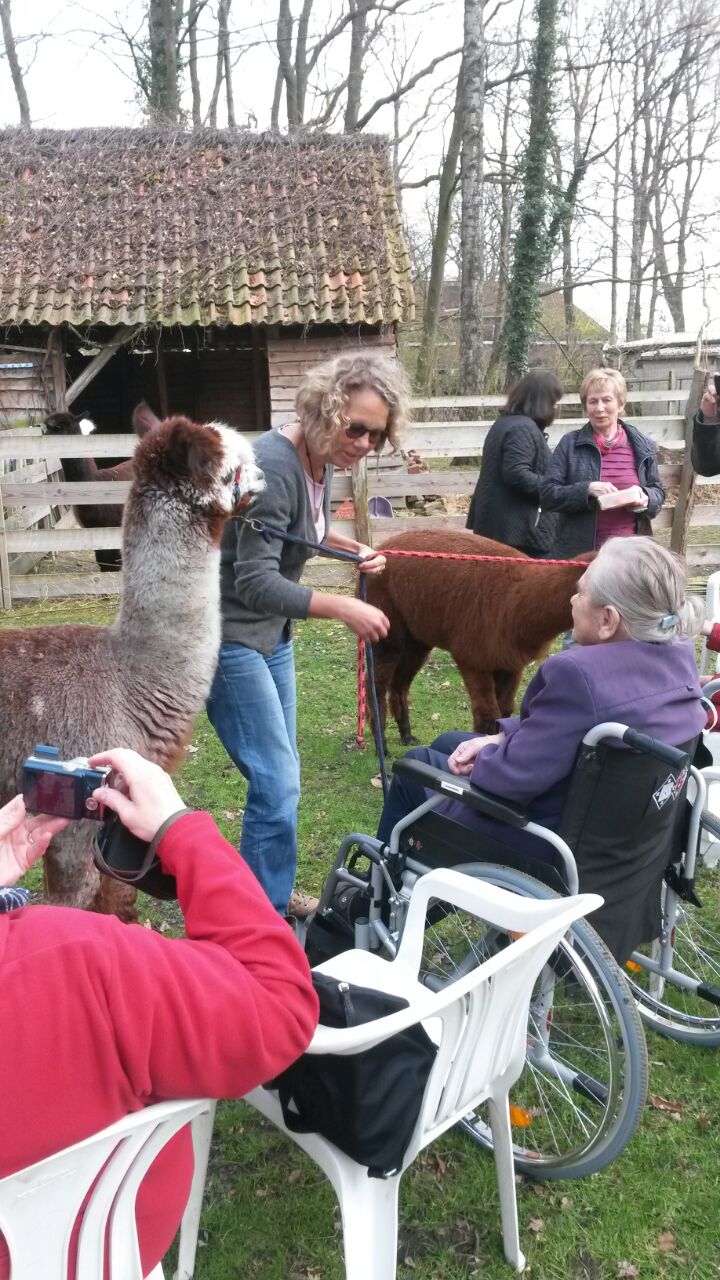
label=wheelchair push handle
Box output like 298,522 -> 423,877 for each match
621,727 -> 688,768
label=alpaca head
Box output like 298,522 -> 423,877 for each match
131,413 -> 264,522
43,411 -> 96,437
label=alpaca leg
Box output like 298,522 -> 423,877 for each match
388,640 -> 431,746
91,875 -> 139,922
43,826 -> 102,910
493,669 -> 523,719
457,666 -> 502,733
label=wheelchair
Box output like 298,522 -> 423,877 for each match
303,722 -> 720,1181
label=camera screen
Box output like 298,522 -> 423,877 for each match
23,770 -> 78,819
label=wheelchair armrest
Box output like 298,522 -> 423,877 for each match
391,757 -> 530,828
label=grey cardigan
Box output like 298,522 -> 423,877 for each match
218,429 -> 333,655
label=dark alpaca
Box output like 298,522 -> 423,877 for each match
365,529 -> 592,748
0,412 -> 264,920
43,405 -> 157,570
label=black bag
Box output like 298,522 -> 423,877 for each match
92,812 -> 178,900
272,972 -> 437,1178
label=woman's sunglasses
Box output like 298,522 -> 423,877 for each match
344,421 -> 387,447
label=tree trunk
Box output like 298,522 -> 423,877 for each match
277,0 -> 300,129
459,0 -> 486,396
344,0 -> 371,130
148,0 -> 180,123
415,80 -> 463,395
504,0 -> 559,384
220,0 -> 235,127
188,0 -> 202,128
0,0 -> 31,127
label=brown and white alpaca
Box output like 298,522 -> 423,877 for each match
43,405 -> 159,571
0,411 -> 264,917
365,528 -> 592,748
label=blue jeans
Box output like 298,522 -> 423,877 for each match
206,635 -> 300,913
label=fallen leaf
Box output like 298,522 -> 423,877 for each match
657,1230 -> 677,1252
433,1152 -> 447,1175
370,774 -> 384,788
617,1263 -> 638,1279
430,712 -> 440,722
697,1112 -> 711,1130
185,744 -> 199,755
560,1195 -> 573,1210
528,1217 -> 545,1235
648,1094 -> 684,1117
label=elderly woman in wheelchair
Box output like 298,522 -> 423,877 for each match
308,537 -> 719,1181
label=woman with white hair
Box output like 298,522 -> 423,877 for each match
377,538 -> 706,859
207,351 -> 412,917
541,367 -> 665,557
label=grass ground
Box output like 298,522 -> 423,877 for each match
3,594 -> 720,1279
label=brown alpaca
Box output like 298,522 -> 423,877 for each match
0,411 -> 264,918
42,405 -> 158,571
365,529 -> 591,747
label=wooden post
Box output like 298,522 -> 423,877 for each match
65,326 -> 140,407
351,457 -> 371,548
251,328 -> 267,431
670,366 -> 705,556
47,328 -> 67,412
156,335 -> 170,418
0,485 -> 12,610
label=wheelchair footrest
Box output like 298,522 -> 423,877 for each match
697,982 -> 720,1009
664,865 -> 703,908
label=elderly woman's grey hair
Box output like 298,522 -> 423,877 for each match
585,537 -> 704,643
295,351 -> 412,454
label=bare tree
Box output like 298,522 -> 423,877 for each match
0,0 -> 31,127
459,0 -> 486,394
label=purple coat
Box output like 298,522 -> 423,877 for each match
440,639 -> 705,849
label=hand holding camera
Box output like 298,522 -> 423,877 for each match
88,749 -> 186,842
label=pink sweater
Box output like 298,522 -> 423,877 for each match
594,430 -> 641,547
0,812 -> 318,1278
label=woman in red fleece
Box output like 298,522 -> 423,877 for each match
0,750 -> 319,1279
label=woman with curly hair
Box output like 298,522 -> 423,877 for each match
207,350 -> 412,916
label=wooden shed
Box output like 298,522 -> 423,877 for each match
0,128 -> 414,431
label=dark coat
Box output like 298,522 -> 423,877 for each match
540,420 -> 665,557
691,411 -> 720,477
466,413 -> 557,553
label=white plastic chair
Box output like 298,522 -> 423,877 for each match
0,1097 -> 216,1280
244,869 -> 601,1276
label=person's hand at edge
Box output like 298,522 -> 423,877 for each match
89,749 -> 186,843
0,795 -> 69,887
700,383 -> 718,424
588,481 -> 618,498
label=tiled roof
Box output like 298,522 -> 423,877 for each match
0,128 -> 414,329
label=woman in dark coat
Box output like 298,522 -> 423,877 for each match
541,367 -> 665,558
466,369 -> 563,556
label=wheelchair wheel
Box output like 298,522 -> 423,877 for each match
623,858 -> 720,1045
420,862 -> 648,1181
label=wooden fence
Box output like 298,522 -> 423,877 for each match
0,388 -> 716,610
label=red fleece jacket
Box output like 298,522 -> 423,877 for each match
0,811 -> 318,1277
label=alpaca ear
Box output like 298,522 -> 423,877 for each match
133,402 -> 161,438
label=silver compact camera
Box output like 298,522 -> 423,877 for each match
22,744 -> 110,821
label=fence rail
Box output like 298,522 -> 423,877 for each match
0,388 -> 716,608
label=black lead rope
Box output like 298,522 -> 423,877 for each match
240,517 -> 390,796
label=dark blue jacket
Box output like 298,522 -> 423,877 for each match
540,420 -> 665,557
